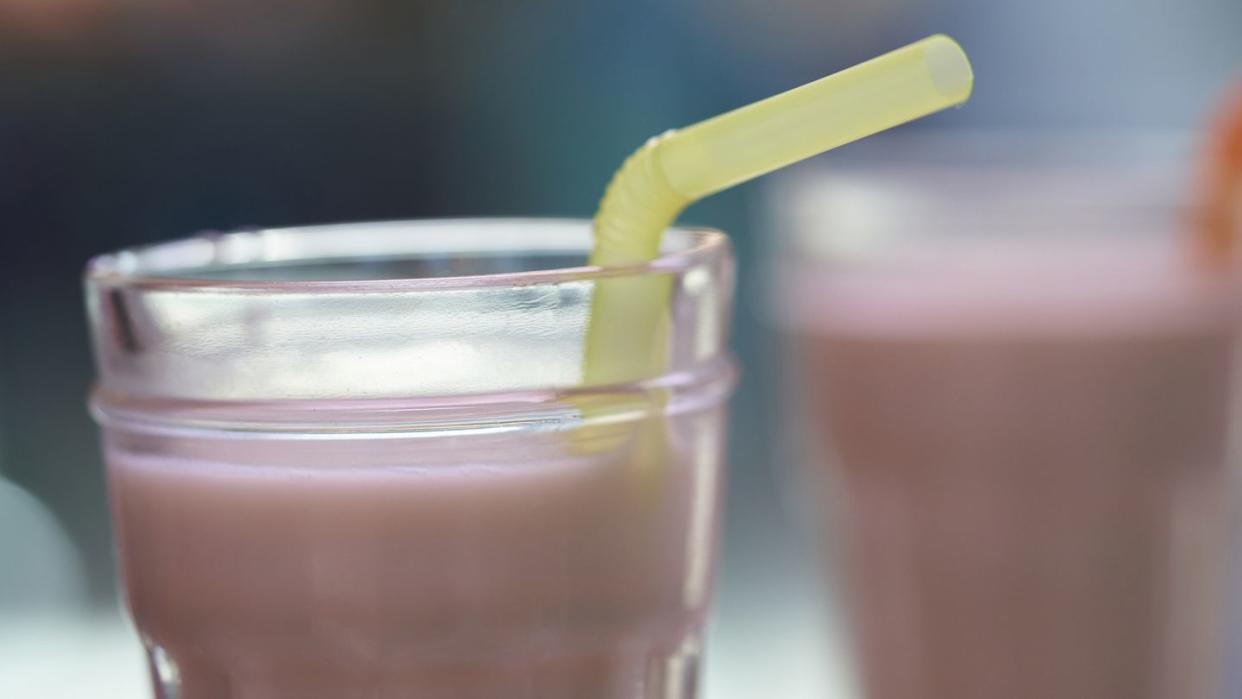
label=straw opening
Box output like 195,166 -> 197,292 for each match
923,36 -> 973,104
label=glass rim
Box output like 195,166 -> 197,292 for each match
85,217 -> 728,294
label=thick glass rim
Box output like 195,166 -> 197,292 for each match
85,218 -> 728,293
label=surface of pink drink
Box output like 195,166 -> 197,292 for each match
105,409 -> 725,699
789,239 -> 1241,699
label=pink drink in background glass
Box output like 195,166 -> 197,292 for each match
86,220 -> 736,699
791,240 -> 1239,699
770,143 -> 1242,699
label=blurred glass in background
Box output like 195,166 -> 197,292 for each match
766,132 -> 1241,698
1,0 -> 1240,697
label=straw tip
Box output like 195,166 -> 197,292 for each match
923,34 -> 973,104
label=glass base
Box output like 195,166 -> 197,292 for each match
146,641 -> 700,699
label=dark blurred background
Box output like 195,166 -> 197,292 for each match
1,0 -> 1240,696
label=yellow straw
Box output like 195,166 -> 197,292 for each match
584,34 -> 973,387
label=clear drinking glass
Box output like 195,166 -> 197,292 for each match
85,219 -> 736,699
767,134 -> 1242,699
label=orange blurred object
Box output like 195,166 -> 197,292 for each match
1198,81 -> 1242,267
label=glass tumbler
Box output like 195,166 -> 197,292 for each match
85,219 -> 736,699
768,135 -> 1242,699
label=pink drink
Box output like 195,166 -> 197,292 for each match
105,413 -> 724,699
790,240 -> 1240,699
85,221 -> 736,699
